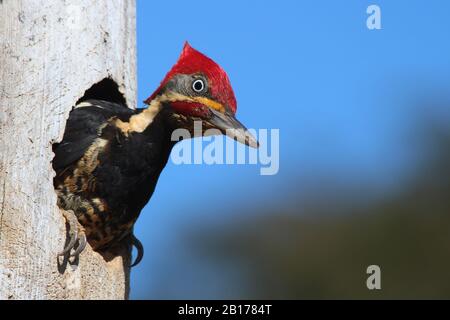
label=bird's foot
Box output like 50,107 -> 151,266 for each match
58,209 -> 87,258
130,234 -> 144,267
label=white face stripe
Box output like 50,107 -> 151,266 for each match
114,91 -> 224,134
158,92 -> 225,113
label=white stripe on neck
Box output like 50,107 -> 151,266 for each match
115,99 -> 163,134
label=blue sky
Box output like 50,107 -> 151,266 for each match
131,0 -> 450,298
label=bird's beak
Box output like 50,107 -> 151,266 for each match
208,108 -> 259,148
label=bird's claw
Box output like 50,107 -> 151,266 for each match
130,234 -> 144,267
58,210 -> 87,258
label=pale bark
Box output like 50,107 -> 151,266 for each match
0,0 -> 136,299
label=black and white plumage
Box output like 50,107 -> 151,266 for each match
53,43 -> 258,266
53,100 -> 174,264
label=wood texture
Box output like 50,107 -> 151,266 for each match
0,0 -> 136,299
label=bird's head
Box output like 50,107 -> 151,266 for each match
145,42 -> 258,148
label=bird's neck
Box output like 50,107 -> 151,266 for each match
115,98 -> 164,134
142,103 -> 177,150
115,97 -> 178,165
114,101 -> 176,217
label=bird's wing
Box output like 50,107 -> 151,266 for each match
52,100 -> 136,171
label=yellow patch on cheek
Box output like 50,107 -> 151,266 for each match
160,92 -> 225,113
193,97 -> 225,113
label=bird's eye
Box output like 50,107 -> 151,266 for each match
192,79 -> 205,93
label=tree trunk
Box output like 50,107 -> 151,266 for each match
0,0 -> 136,299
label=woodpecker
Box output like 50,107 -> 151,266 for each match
53,42 -> 258,266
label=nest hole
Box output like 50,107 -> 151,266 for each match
76,78 -> 127,106
53,78 -> 131,271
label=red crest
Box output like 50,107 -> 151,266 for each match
145,42 -> 237,114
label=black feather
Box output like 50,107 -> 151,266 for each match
53,99 -> 175,252
52,100 -> 136,170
